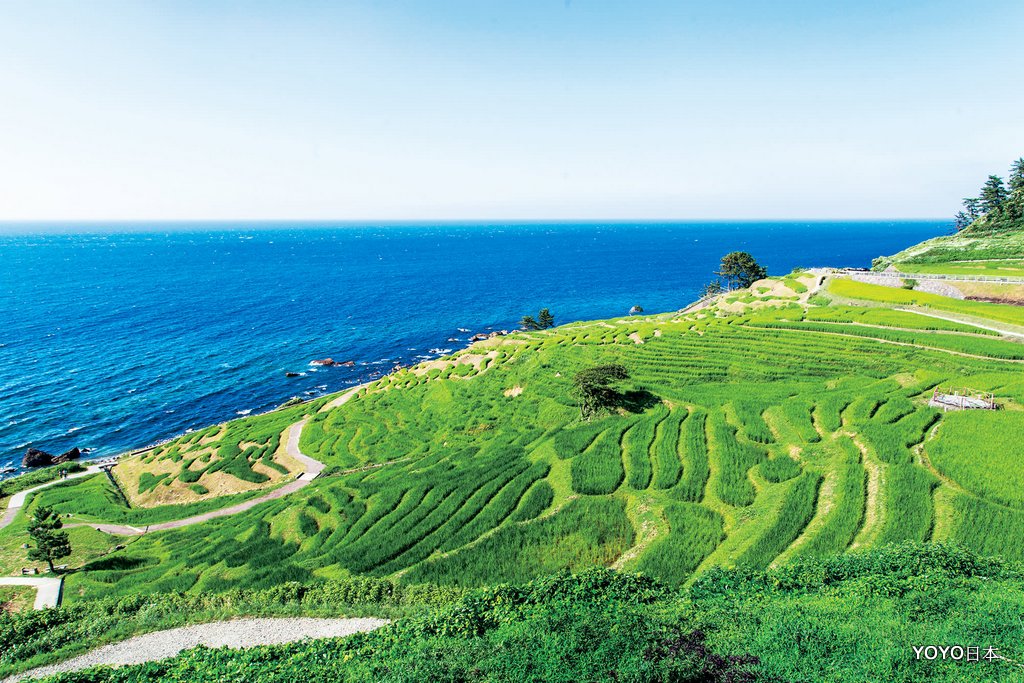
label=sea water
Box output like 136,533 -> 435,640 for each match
0,221 -> 946,470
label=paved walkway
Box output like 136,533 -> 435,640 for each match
1,617 -> 388,682
0,465 -> 104,531
0,576 -> 62,609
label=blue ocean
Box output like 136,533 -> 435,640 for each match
0,221 -> 945,471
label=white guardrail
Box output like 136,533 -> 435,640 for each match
838,269 -> 1024,285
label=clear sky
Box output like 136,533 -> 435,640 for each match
1,1 -> 1022,221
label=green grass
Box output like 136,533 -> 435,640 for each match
22,548 -> 1024,683
929,411 -> 1024,508
0,288 -> 1007,618
895,259 -> 1024,278
829,277 -> 1024,326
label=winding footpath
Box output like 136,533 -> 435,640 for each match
1,617 -> 389,683
1,385 -> 364,610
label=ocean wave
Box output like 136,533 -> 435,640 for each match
236,409 -> 253,416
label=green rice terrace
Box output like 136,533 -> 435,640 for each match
6,262 -> 1024,680
5,269 -> 1024,600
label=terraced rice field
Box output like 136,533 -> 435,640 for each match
15,275 -> 1023,600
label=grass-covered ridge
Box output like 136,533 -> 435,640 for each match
2,270 -> 1018,601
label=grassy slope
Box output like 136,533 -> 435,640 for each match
4,272 -> 1010,604
874,217 -> 1024,268
25,549 -> 1024,683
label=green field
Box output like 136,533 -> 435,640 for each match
19,547 -> 1024,683
828,277 -> 1024,326
6,270 -> 1024,680
895,259 -> 1024,278
0,276 -> 1016,602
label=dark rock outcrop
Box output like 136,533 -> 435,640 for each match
54,447 -> 81,464
22,446 -> 81,468
22,448 -> 54,468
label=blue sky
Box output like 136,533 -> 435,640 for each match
0,1 -> 1022,220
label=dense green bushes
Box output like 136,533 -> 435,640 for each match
0,576 -> 461,679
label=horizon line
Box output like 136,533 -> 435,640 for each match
0,217 -> 950,225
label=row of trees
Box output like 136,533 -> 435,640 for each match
954,157 -> 1024,231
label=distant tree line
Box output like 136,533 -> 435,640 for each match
953,157 -> 1024,232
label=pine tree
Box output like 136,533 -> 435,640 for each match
979,175 -> 1008,214
27,506 -> 71,573
537,308 -> 555,329
963,197 -> 982,220
953,211 -> 972,231
716,252 -> 767,290
1009,158 -> 1024,195
520,315 -> 540,331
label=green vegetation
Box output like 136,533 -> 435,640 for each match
24,280 -> 1021,606
520,307 -> 555,330
27,506 -> 71,572
0,463 -> 85,499
6,232 -> 1024,681
876,156 -> 1024,267
22,548 -> 1024,683
715,250 -> 767,289
828,277 -> 1024,326
929,411 -> 1024,509
896,258 -> 1024,278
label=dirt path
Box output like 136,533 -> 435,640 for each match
2,617 -> 388,682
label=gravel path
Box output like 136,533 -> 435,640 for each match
3,617 -> 388,682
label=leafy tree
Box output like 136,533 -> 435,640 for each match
573,364 -> 629,420
700,281 -> 724,298
27,505 -> 71,573
979,175 -> 1008,214
537,308 -> 555,329
716,252 -> 767,290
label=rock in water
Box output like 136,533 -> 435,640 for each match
23,448 -> 55,468
54,447 -> 81,463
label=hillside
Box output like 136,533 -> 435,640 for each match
875,156 -> 1024,268
4,270 -> 1023,598
3,263 -> 1024,679
9,546 -> 1024,683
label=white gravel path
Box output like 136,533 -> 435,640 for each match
4,617 -> 388,682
